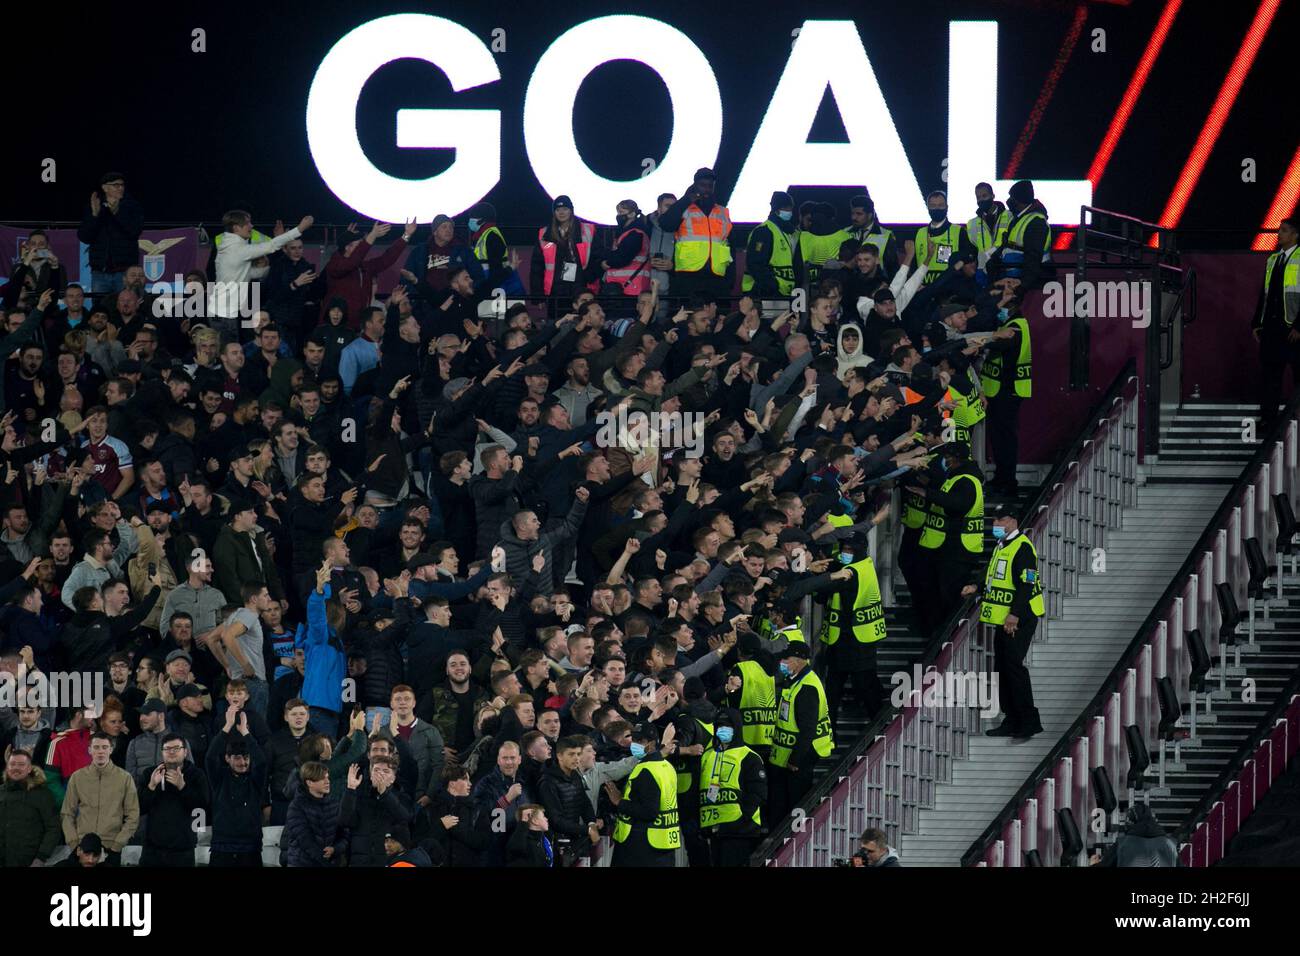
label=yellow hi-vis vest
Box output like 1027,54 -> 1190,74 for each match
735,659 -> 776,747
901,481 -> 930,530
674,204 -> 732,276
856,225 -> 894,261
967,210 -> 1010,258
1000,211 -> 1052,279
980,316 -> 1032,398
675,719 -> 714,794
979,532 -> 1046,625
1263,246 -> 1300,327
770,667 -> 833,769
742,220 -> 796,295
473,226 -> 509,270
799,228 -> 852,285
699,745 -> 761,829
820,556 -> 887,645
918,472 -> 985,554
612,759 -> 681,850
950,367 -> 986,444
915,223 -> 964,283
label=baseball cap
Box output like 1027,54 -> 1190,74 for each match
174,683 -> 202,701
230,444 -> 253,461
431,214 -> 452,231
78,833 -> 104,855
552,195 -> 574,211
631,723 -> 660,743
406,554 -> 439,574
782,643 -> 811,661
139,699 -> 167,715
165,649 -> 192,665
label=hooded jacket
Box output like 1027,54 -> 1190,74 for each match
497,494 -> 588,598
835,323 -> 873,380
0,765 -> 60,866
284,778 -> 345,867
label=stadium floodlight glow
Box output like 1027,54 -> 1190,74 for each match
729,21 -> 922,224
945,21 -> 1091,225
305,14 -> 502,222
523,16 -> 721,225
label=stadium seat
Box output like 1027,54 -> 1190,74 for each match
1184,629 -> 1217,739
1024,849 -> 1043,867
1271,493 -> 1299,589
1091,765 -> 1118,838
1214,583 -> 1250,678
1124,724 -> 1153,807
1154,676 -> 1187,786
1243,537 -> 1278,635
195,846 -> 211,866
195,826 -> 212,846
262,826 -> 284,867
1056,807 -> 1083,867
120,845 -> 142,866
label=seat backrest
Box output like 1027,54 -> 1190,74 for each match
1124,724 -> 1150,785
1156,676 -> 1181,737
1185,629 -> 1211,688
1024,848 -> 1044,867
1057,807 -> 1083,862
1273,493 -> 1297,544
120,845 -> 143,867
1214,582 -> 1240,642
1244,537 -> 1269,590
1091,765 -> 1117,814
263,825 -> 284,849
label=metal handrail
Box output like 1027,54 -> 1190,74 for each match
751,359 -> 1139,866
960,383 -> 1300,867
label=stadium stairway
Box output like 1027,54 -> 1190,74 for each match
896,404 -> 1259,866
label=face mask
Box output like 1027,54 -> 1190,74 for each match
715,726 -> 735,744
998,307 -> 1010,322
976,199 -> 993,214
629,742 -> 646,759
777,210 -> 793,221
929,207 -> 948,224
778,663 -> 792,678
467,218 -> 481,233
922,346 -> 932,354
991,525 -> 1007,540
940,458 -> 950,474
838,552 -> 854,565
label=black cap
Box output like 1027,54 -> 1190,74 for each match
145,500 -> 173,516
552,195 -> 574,211
782,643 -> 811,661
770,191 -> 794,210
522,363 -> 550,378
139,699 -> 166,715
631,722 -> 659,743
385,825 -> 412,847
693,167 -> 717,182
843,533 -> 871,555
936,441 -> 971,460
100,172 -> 126,186
940,303 -> 967,320
174,683 -> 202,701
872,287 -> 895,303
406,554 -> 438,573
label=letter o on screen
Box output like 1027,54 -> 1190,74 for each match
524,15 -> 721,224
306,14 -> 502,222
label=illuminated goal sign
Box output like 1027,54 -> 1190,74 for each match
306,15 -> 1090,225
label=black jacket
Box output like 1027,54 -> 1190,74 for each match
538,760 -> 596,843
415,789 -> 488,866
701,743 -> 767,839
266,727 -> 311,807
204,729 -> 268,853
77,197 -> 144,274
138,763 -> 210,851
284,780 -> 344,867
59,589 -> 160,672
507,823 -> 556,867
338,780 -> 415,867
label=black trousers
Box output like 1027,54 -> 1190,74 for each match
908,547 -> 944,639
709,835 -> 759,867
1259,334 -> 1300,427
993,615 -> 1041,731
140,846 -> 196,867
824,648 -> 883,724
986,391 -> 1022,486
767,762 -> 817,828
209,850 -> 262,867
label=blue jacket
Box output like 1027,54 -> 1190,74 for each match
299,584 -> 346,714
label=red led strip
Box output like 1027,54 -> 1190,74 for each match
1002,4 -> 1090,180
1251,143 -> 1300,251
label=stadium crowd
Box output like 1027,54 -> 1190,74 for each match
0,167 -> 1052,867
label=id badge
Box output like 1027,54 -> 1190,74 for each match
779,699 -> 790,721
937,244 -> 953,264
562,261 -> 578,282
706,785 -> 720,804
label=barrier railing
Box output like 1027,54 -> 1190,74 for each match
962,396 -> 1300,867
755,360 -> 1139,866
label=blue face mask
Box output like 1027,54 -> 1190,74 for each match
715,726 -> 735,744
629,742 -> 646,759
991,525 -> 1007,540
778,662 -> 793,678
468,218 -> 482,233
838,552 -> 854,565
777,210 -> 793,221
997,307 -> 1009,322
940,458 -> 950,473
